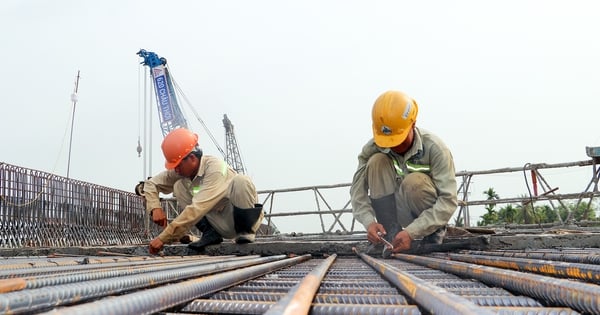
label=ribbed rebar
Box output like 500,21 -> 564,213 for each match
0,255 -> 256,292
41,254 -> 311,315
1,255 -> 287,314
488,306 -> 581,315
431,252 -> 600,284
0,255 -> 223,278
210,291 -> 407,304
182,300 -> 422,315
461,249 -> 600,265
357,251 -> 495,315
265,254 -> 336,314
395,253 -> 600,314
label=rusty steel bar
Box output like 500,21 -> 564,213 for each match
0,255 -> 256,292
1,255 -> 288,314
431,252 -> 600,284
182,300 -> 422,315
356,251 -> 495,315
394,253 -> 600,315
461,249 -> 600,265
265,254 -> 337,315
0,255 -> 227,277
210,291 -> 408,304
41,255 -> 311,315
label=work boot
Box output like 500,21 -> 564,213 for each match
422,225 -> 447,245
188,217 -> 223,251
233,204 -> 263,244
370,194 -> 401,244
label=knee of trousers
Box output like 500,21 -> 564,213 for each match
366,153 -> 396,198
366,153 -> 393,172
399,172 -> 437,204
229,174 -> 257,208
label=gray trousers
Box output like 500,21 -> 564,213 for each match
366,153 -> 437,228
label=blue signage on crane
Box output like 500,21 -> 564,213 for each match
154,74 -> 174,122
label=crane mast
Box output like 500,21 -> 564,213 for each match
223,114 -> 246,174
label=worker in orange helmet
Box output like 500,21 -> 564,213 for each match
143,128 -> 264,255
350,90 -> 458,254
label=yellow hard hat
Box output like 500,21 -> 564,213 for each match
371,90 -> 418,148
161,128 -> 199,169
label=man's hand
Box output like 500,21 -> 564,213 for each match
392,230 -> 413,252
149,237 -> 164,255
151,208 -> 167,227
367,222 -> 387,244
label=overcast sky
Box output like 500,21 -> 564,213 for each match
2,1 -> 599,229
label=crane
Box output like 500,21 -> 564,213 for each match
136,49 -> 246,174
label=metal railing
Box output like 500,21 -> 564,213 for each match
258,159 -> 600,234
1,157 -> 599,248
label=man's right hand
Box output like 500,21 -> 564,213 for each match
367,222 -> 387,245
151,208 -> 167,227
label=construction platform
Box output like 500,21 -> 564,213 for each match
2,161 -> 600,314
1,228 -> 600,315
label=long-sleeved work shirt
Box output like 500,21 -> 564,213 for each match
143,155 -> 235,243
350,127 -> 458,239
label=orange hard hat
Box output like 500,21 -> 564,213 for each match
371,90 -> 418,148
161,128 -> 199,169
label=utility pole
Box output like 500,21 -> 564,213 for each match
67,70 -> 80,179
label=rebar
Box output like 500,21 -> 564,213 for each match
356,251 -> 496,315
41,255 -> 310,315
265,254 -> 337,315
395,253 -> 600,315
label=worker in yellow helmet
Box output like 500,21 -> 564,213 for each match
143,128 -> 264,255
351,90 -> 458,253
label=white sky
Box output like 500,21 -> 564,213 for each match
2,1 -> 599,230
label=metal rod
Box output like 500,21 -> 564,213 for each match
0,255 -> 288,314
265,254 -> 336,315
355,250 -> 495,315
42,255 -> 309,315
394,253 -> 600,315
434,252 -> 600,284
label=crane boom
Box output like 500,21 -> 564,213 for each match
137,49 -> 189,137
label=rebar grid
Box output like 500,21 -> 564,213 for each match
0,163 -> 163,248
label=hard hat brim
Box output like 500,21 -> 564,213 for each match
373,127 -> 411,148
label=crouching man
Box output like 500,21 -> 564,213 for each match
144,128 -> 263,254
351,90 -> 458,253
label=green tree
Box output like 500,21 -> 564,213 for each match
478,188 -> 500,226
558,201 -> 598,222
497,204 -> 517,224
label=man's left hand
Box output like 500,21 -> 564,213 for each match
392,230 -> 413,252
149,237 -> 164,255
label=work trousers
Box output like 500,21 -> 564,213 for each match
366,153 -> 437,228
172,174 -> 260,239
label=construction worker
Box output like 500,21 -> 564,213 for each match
144,128 -> 264,255
351,90 -> 458,253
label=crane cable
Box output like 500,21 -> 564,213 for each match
169,74 -> 226,157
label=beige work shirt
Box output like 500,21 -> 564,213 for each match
143,155 -> 235,243
350,127 -> 458,239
